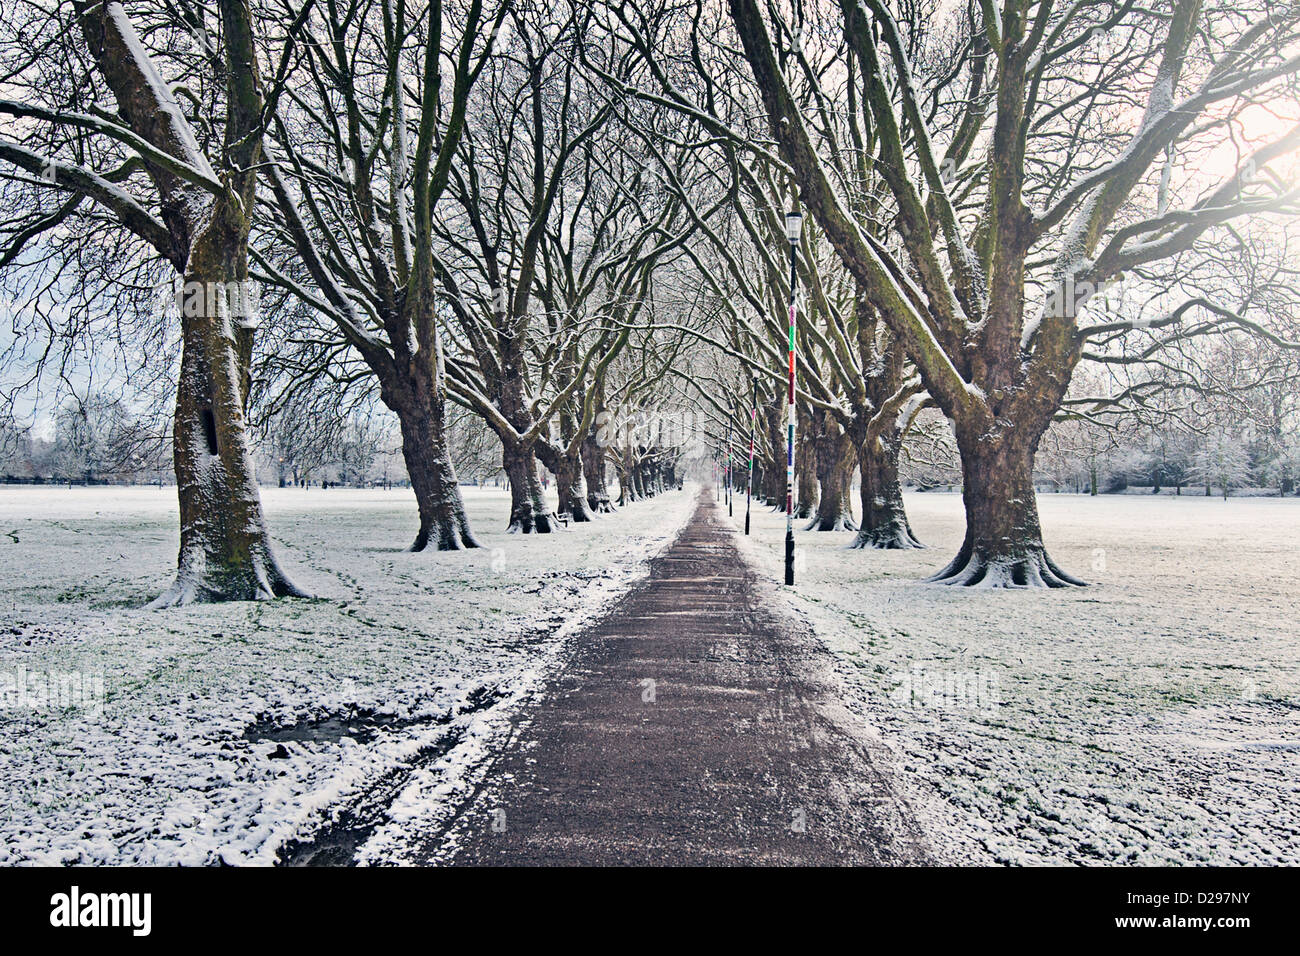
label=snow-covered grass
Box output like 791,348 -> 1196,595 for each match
732,491 -> 1300,865
0,483 -> 694,864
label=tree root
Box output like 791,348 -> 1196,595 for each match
561,499 -> 596,523
147,552 -> 310,608
409,520 -> 480,552
927,546 -> 1086,588
507,509 -> 565,534
805,514 -> 859,532
849,524 -> 925,550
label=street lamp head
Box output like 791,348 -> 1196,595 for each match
785,209 -> 804,244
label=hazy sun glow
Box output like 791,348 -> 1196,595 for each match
1196,101 -> 1300,187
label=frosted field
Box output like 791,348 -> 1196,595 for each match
734,491 -> 1300,865
3,484 -> 1297,866
0,484 -> 695,864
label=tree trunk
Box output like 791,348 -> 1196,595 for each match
542,444 -> 593,523
618,448 -> 636,504
387,373 -> 477,551
806,416 -> 857,532
559,455 -> 594,522
930,427 -> 1084,587
503,440 -> 557,533
850,428 -> 922,549
151,211 -> 306,606
75,0 -> 303,607
793,405 -> 818,518
633,457 -> 647,499
794,454 -> 818,518
582,429 -> 614,513
615,454 -> 632,505
764,405 -> 785,508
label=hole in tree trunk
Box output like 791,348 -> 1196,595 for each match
202,408 -> 219,456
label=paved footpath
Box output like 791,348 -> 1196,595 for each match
440,490 -> 931,865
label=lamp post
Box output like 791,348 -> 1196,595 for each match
745,372 -> 757,535
784,208 -> 803,586
726,417 -> 733,516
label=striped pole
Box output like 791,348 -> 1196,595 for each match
745,373 -> 756,535
726,418 -> 733,516
784,209 -> 803,586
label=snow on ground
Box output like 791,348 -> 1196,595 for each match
0,483 -> 694,865
731,491 -> 1300,865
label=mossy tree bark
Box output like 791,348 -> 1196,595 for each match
793,404 -> 818,519
582,428 -> 615,513
490,292 -> 559,533
384,357 -> 477,551
537,440 -> 591,524
503,439 -> 557,533
806,411 -> 857,532
553,450 -> 594,522
851,322 -> 923,550
72,0 -> 305,605
930,418 -> 1084,586
161,206 -> 306,605
763,400 -> 785,508
851,427 -> 923,550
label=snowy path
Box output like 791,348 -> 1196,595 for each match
430,490 -> 931,865
0,485 -> 698,865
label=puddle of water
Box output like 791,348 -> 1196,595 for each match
243,711 -> 428,746
277,727 -> 467,866
272,686 -> 503,866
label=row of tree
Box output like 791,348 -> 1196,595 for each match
660,0 -> 1300,585
3,1 -> 1299,601
2,0 -> 700,604
0,394 -> 168,483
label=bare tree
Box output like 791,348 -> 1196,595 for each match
433,5 -> 697,531
1,0 -> 310,603
254,0 -> 511,550
727,0 -> 1300,585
